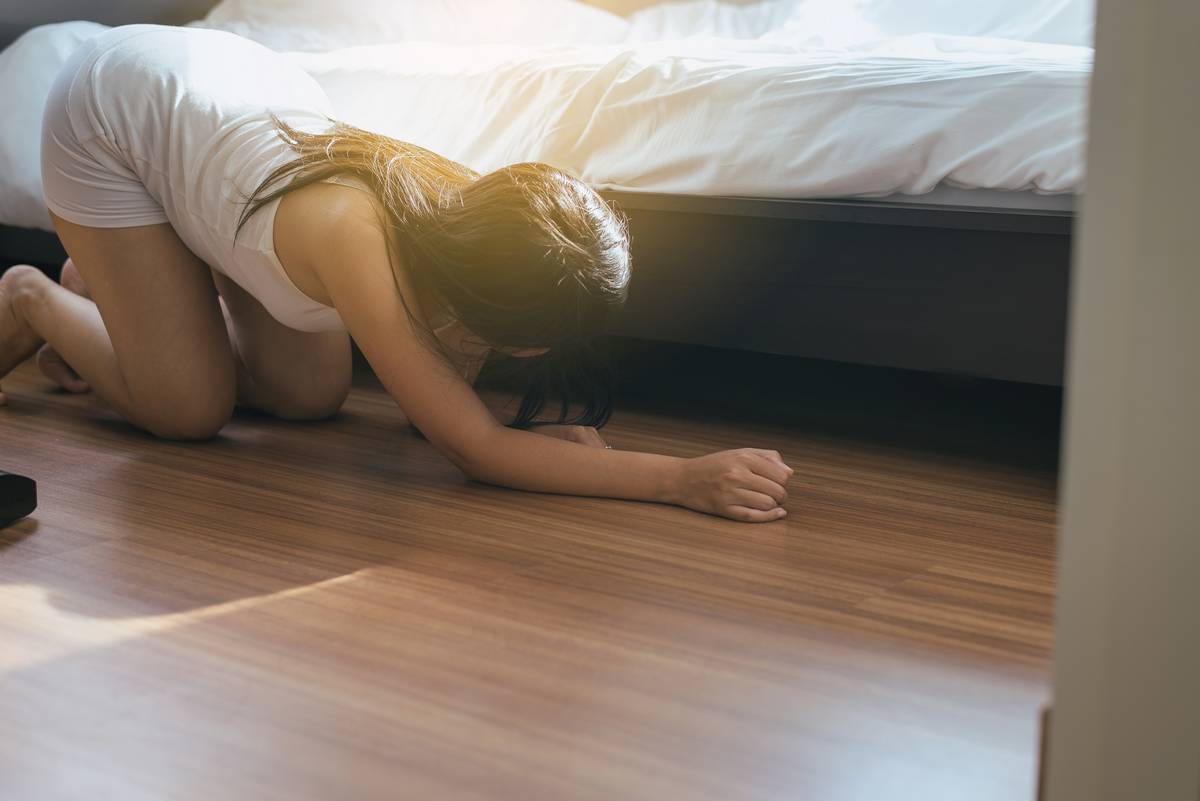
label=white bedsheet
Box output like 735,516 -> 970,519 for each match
0,1 -> 1091,231
293,34 -> 1089,200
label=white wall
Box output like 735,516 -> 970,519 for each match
1046,0 -> 1200,799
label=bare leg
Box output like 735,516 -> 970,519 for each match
21,256 -> 351,421
0,215 -> 236,439
0,270 -> 43,406
36,258 -> 91,393
211,271 -> 351,420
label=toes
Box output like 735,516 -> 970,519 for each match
57,370 -> 91,393
37,345 -> 91,393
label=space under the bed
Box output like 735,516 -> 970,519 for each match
0,225 -> 65,273
1,193 -> 1073,386
602,191 -> 1073,386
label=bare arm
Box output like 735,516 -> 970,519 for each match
442,347 -> 608,447
308,206 -> 791,521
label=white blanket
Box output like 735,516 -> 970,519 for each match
0,1 -> 1092,231
293,35 -> 1089,199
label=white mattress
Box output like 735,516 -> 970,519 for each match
293,35 -> 1089,202
0,1 -> 1091,231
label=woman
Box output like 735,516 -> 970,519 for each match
0,25 -> 791,522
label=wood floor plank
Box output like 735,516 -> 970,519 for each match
0,349 -> 1058,801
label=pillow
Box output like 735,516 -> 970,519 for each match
193,0 -> 630,50
0,21 -> 109,231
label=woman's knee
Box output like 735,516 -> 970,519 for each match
242,343 -> 352,422
133,378 -> 236,440
268,377 -> 350,422
139,399 -> 233,440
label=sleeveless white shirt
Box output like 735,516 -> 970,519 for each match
44,24 -> 345,332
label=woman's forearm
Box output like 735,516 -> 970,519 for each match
460,425 -> 685,504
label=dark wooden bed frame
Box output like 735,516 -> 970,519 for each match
2,194 -> 1072,385
604,191 -> 1073,385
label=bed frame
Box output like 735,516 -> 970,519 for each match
2,195 -> 1072,385
603,192 -> 1072,385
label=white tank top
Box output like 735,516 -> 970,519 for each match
67,25 -> 345,332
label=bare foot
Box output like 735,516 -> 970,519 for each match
37,345 -> 91,393
0,266 -> 47,406
36,258 -> 91,394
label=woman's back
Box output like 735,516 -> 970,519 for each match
47,24 -> 342,330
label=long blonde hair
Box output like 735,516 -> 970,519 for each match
240,117 -> 632,427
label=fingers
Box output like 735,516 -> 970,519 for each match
743,472 -> 787,505
751,448 -> 787,465
728,449 -> 792,493
729,449 -> 793,520
733,488 -> 782,511
556,425 -> 607,448
748,451 -> 793,485
726,505 -> 787,523
576,426 -> 607,448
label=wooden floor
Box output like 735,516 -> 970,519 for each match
0,344 -> 1060,801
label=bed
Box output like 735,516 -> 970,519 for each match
0,0 -> 1090,385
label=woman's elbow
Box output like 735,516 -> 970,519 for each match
447,448 -> 482,480
431,430 -> 498,482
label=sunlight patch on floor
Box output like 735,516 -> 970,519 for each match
0,573 -> 364,675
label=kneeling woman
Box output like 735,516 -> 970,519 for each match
0,25 -> 790,522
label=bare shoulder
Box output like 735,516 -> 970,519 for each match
277,179 -> 386,253
274,179 -> 392,301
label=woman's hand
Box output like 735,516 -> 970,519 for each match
529,424 -> 608,448
671,448 -> 793,522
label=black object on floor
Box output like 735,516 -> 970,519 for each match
0,471 -> 37,528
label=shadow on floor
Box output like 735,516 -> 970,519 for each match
480,337 -> 1063,477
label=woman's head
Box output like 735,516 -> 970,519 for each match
241,119 -> 631,428
408,161 -> 630,355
